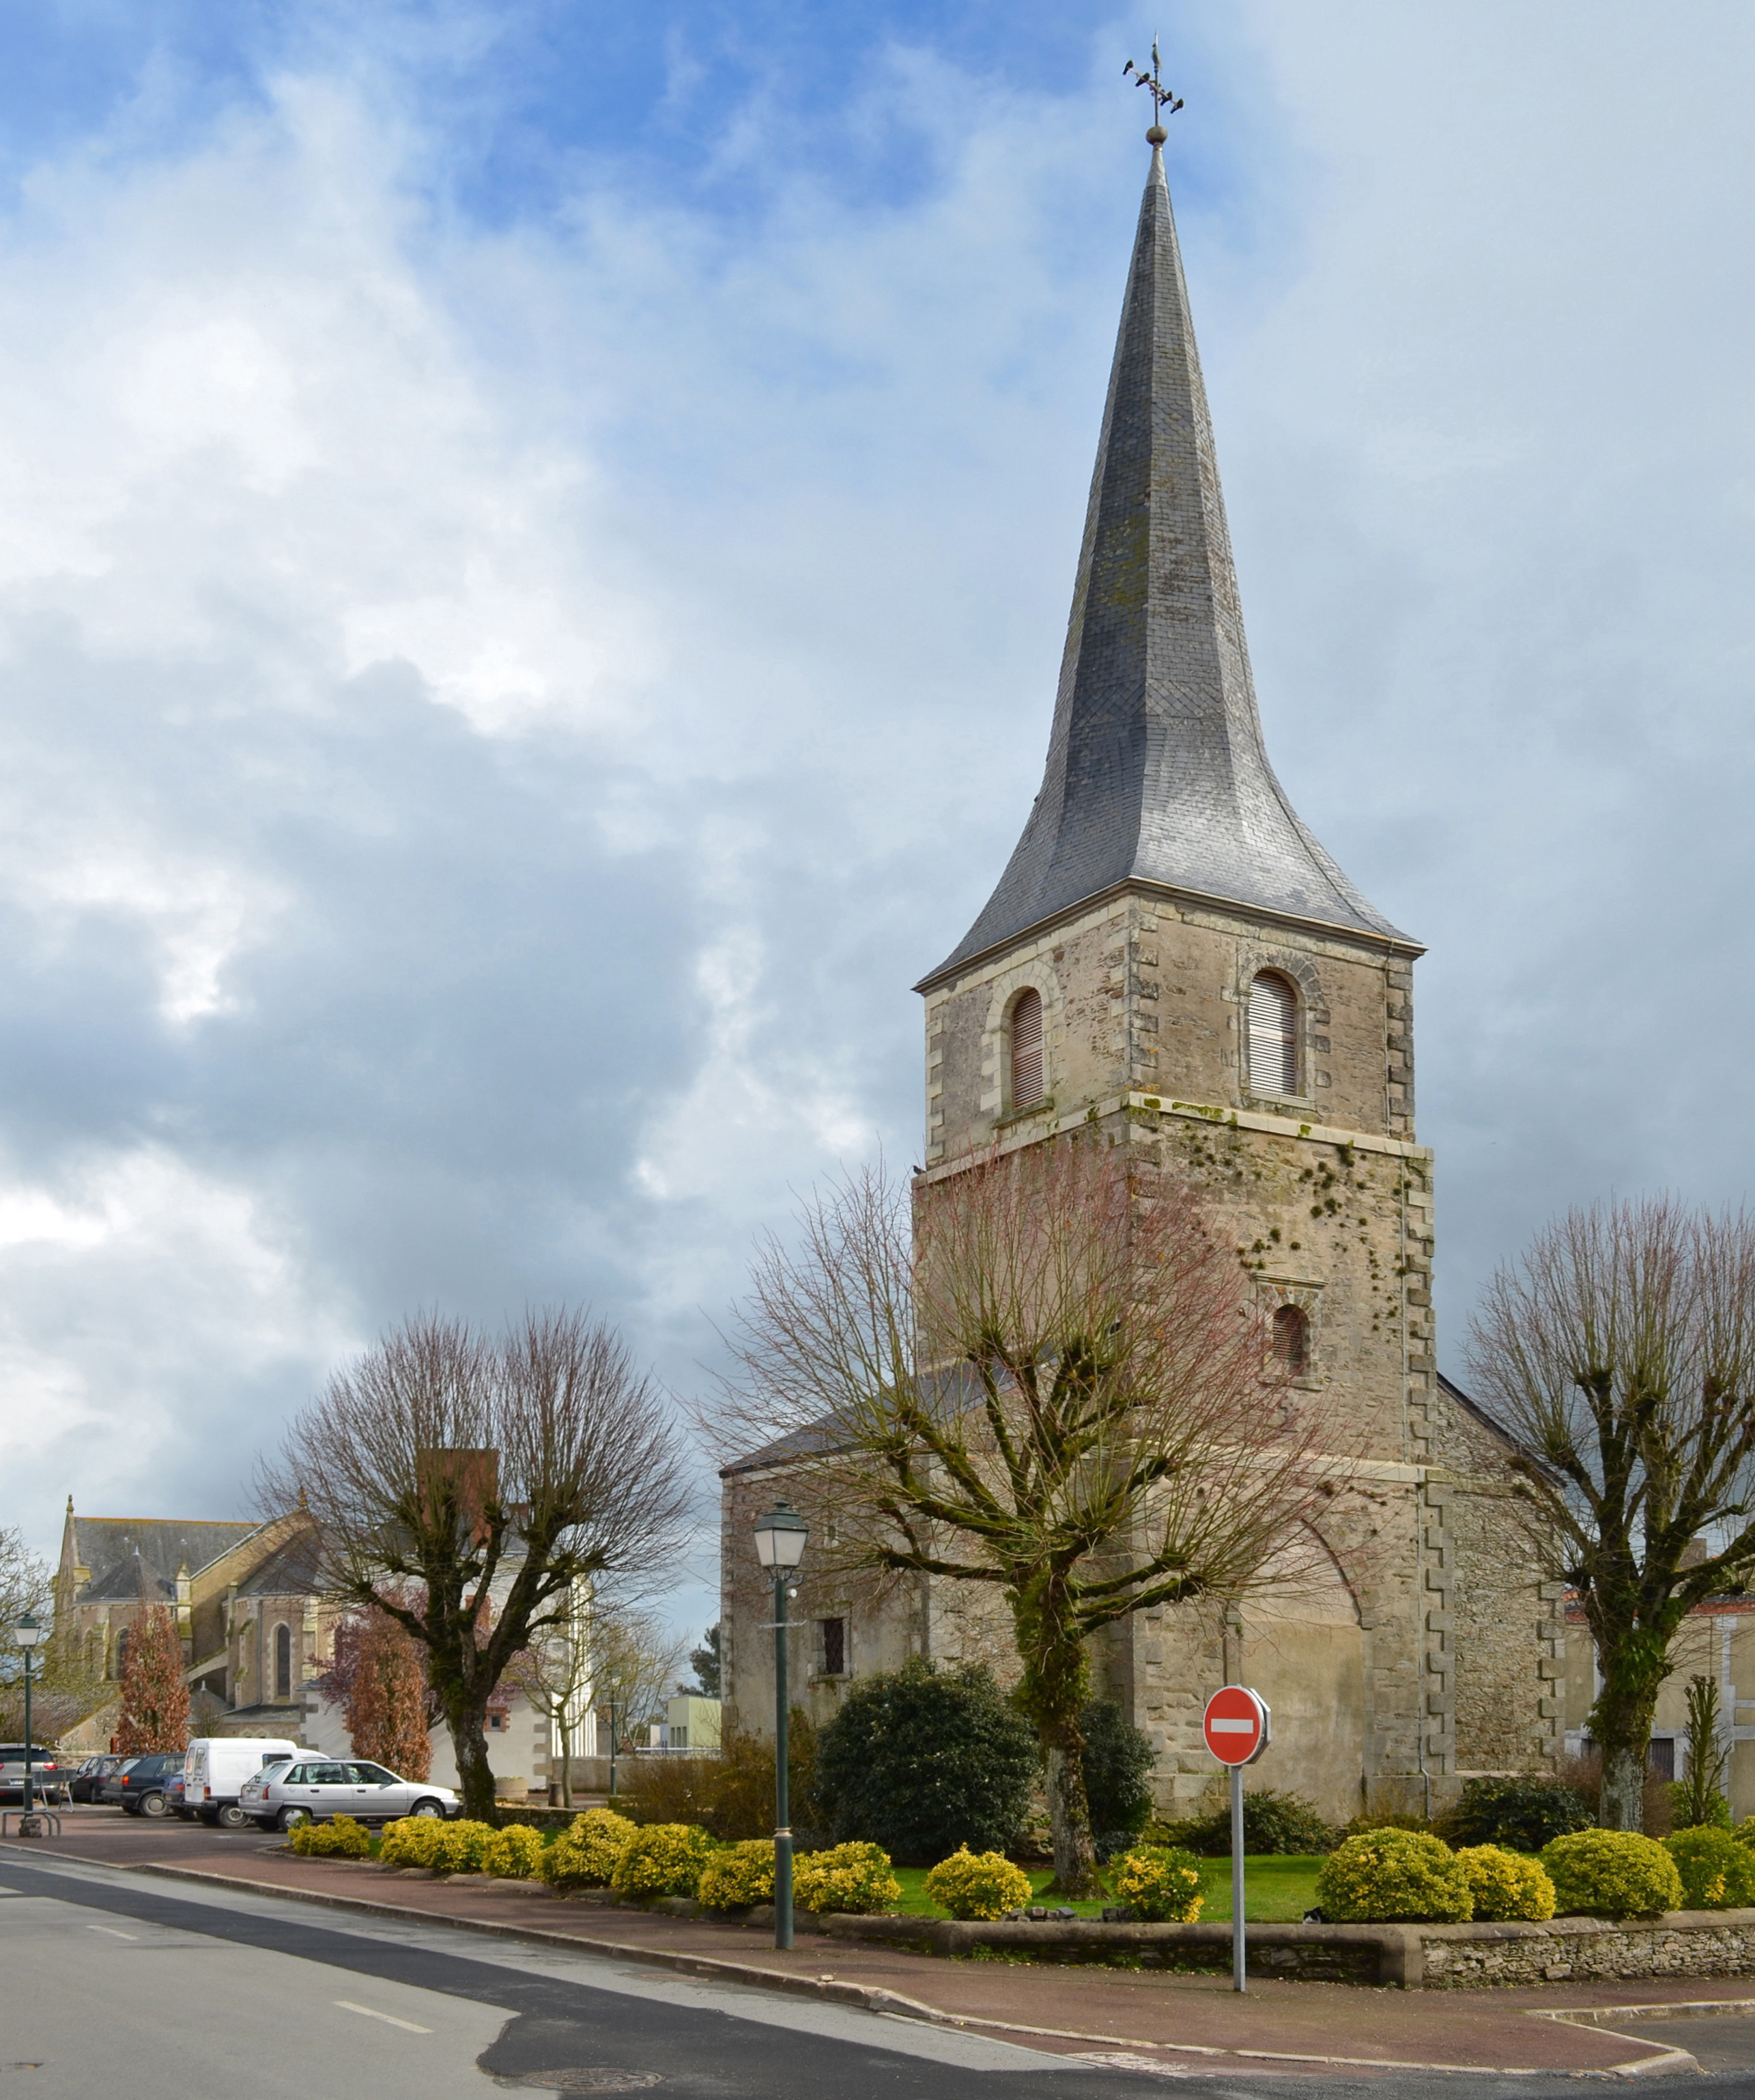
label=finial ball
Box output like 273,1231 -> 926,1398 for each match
1146,125 -> 1167,145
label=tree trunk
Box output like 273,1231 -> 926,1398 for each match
447,1699 -> 498,1822
1042,1727 -> 1100,1897
1010,1577 -> 1099,1897
557,1712 -> 573,1811
1590,1645 -> 1664,1832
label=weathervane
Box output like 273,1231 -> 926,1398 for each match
1124,38 -> 1184,145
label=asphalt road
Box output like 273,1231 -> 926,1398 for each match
2,1846 -> 1755,2097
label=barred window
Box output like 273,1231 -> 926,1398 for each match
819,1617 -> 846,1677
1010,989 -> 1044,1109
1248,971 -> 1299,1096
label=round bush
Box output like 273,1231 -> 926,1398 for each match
432,1819 -> 496,1873
379,1816 -> 446,1869
1111,1845 -> 1204,1924
611,1822 -> 716,1900
1446,1777 -> 1593,1854
289,1813 -> 371,1859
793,1841 -> 902,1915
1153,1789 -> 1338,1858
538,1807 -> 638,1890
697,1839 -> 775,1912
924,1846 -> 1033,1921
1081,1701 -> 1156,1846
1666,1826 -> 1755,1910
1454,1844 -> 1556,1922
1314,1829 -> 1472,1923
484,1824 -> 549,1879
815,1659 -> 1038,1864
1541,1830 -> 1683,1918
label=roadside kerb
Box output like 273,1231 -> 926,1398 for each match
8,1852 -> 1689,2080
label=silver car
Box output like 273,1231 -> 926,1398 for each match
240,1757 -> 459,1831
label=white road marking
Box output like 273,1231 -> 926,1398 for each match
85,1923 -> 139,1940
334,1999 -> 433,2033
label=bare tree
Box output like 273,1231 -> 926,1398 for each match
260,1307 -> 691,1821
714,1141 -> 1341,1895
1466,1198 -> 1755,1831
506,1580 -> 599,1807
589,1603 -> 688,1752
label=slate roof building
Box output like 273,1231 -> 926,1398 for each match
720,121 -> 1560,1819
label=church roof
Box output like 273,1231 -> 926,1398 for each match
68,1517 -> 261,1603
921,143 -> 1414,990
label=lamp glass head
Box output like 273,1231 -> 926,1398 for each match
13,1611 -> 44,1649
753,1502 -> 808,1570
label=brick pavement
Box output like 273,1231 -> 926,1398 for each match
7,1809 -> 1753,2078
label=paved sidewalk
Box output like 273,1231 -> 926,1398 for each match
9,1813 -> 1755,2080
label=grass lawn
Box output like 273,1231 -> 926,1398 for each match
887,1857 -> 1322,1923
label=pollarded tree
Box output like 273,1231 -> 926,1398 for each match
1466,1198 -> 1755,1832
716,1141 -> 1339,1895
115,1604 -> 191,1755
260,1307 -> 691,1821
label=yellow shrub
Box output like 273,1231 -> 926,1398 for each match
697,1839 -> 776,1911
379,1816 -> 447,1869
794,1842 -> 902,1916
1455,1845 -> 1556,1922
924,1847 -> 1032,1922
610,1821 -> 717,1900
1315,1830 -> 1472,1923
484,1824 -> 549,1879
1541,1830 -> 1683,1918
288,1813 -> 371,1860
538,1807 -> 638,1890
430,1819 -> 497,1873
1111,1845 -> 1203,1924
1666,1827 -> 1755,1910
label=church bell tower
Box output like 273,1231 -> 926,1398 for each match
912,93 -> 1556,1814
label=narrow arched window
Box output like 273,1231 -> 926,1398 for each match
1248,971 -> 1299,1096
274,1623 -> 292,1700
1272,1304 -> 1309,1378
1010,988 -> 1044,1109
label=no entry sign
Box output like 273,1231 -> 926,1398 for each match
1203,1685 -> 1270,1767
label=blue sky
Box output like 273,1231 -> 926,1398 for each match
5,2 -> 1755,1645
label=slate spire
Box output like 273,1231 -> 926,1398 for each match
924,145 -> 1410,986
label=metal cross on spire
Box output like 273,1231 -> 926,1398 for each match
1123,38 -> 1184,145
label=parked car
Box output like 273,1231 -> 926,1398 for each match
0,1745 -> 66,1805
184,1737 -> 299,1830
164,1772 -> 190,1819
70,1755 -> 126,1803
102,1752 -> 185,1817
240,1757 -> 459,1832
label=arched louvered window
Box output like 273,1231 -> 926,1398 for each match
1272,1304 -> 1309,1378
1010,988 -> 1044,1109
1248,971 -> 1299,1096
274,1623 -> 292,1700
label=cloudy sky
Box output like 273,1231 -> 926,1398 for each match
3,1 -> 1752,1634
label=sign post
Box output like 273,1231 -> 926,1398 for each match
1202,1684 -> 1270,1993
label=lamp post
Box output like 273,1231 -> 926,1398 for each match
753,1502 -> 808,1950
13,1612 -> 44,1827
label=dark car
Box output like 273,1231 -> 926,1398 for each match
70,1755 -> 125,1803
102,1752 -> 184,1817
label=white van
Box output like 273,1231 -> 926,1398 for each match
184,1737 -> 301,1828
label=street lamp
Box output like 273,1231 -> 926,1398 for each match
13,1612 -> 44,1825
753,1503 -> 808,1950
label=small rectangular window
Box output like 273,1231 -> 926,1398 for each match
1648,1737 -> 1676,1781
819,1617 -> 846,1676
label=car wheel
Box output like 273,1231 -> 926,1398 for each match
410,1798 -> 444,1819
276,1806 -> 311,1832
217,1804 -> 248,1830
139,1791 -> 167,1818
